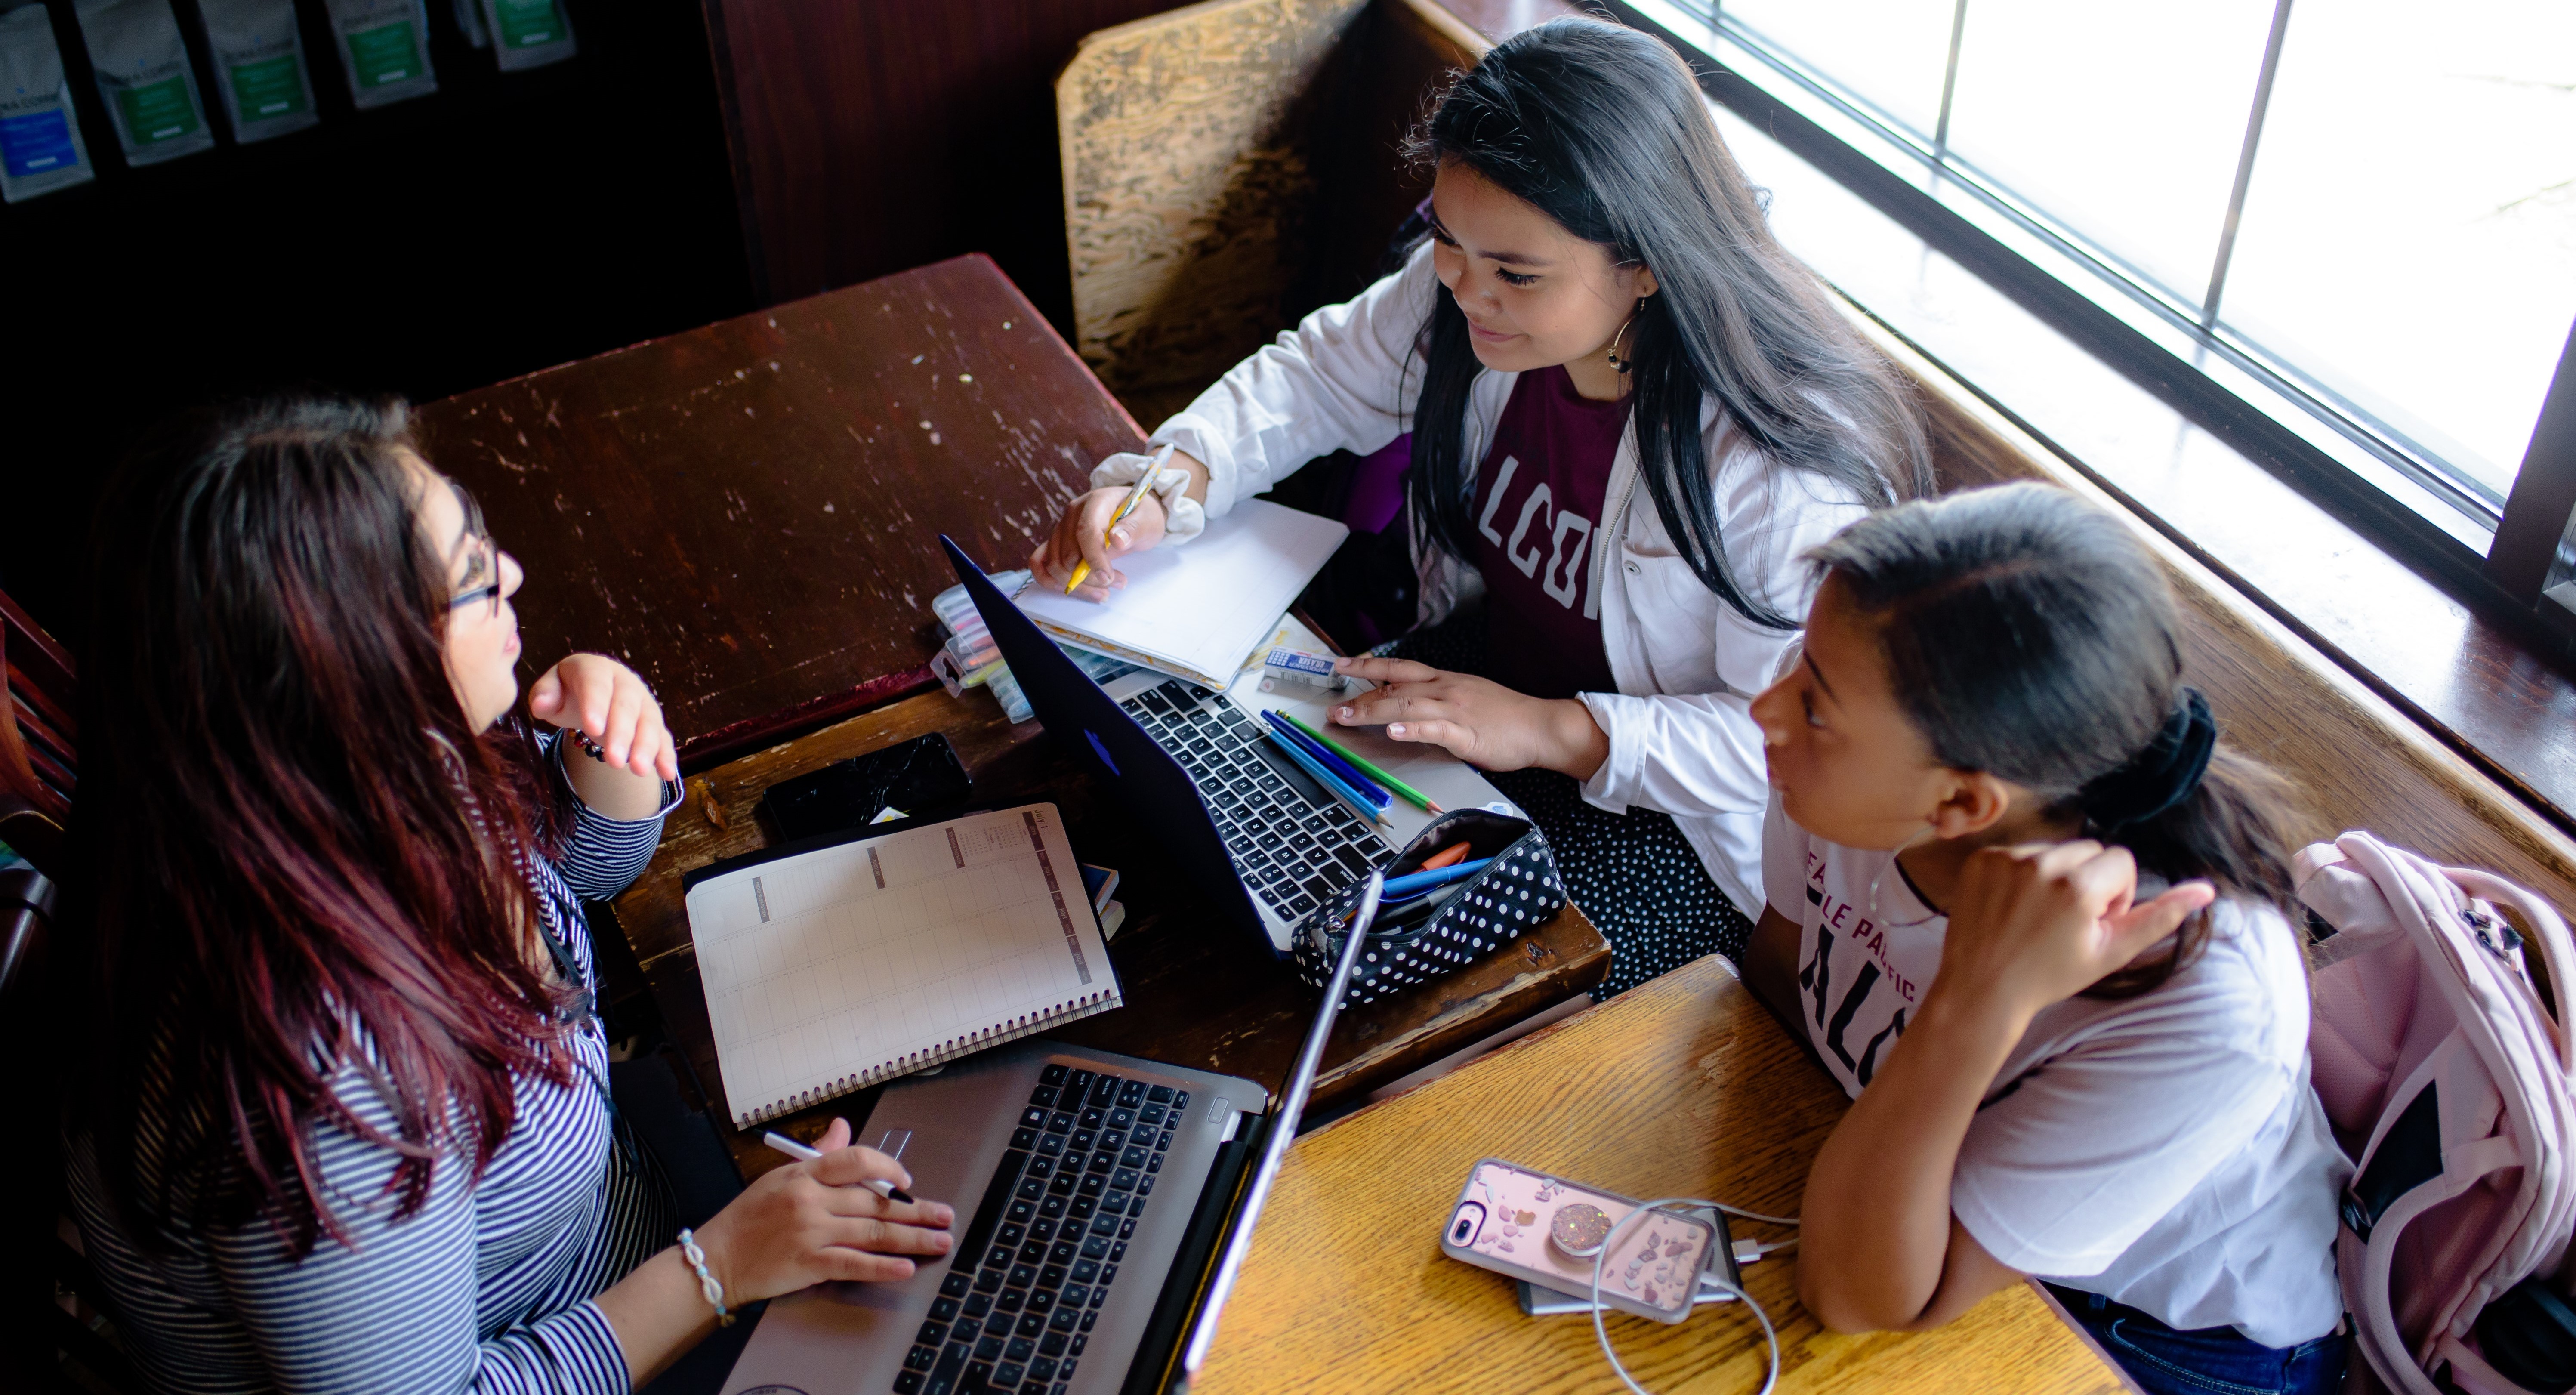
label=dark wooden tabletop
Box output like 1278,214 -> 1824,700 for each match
613,685 -> 1610,1179
411,254 -> 1148,769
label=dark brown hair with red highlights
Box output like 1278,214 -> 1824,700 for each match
65,393 -> 577,1258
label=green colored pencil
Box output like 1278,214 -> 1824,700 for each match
1277,710 -> 1443,813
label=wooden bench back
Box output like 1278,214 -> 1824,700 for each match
1876,323 -> 2576,914
1058,0 -> 1475,427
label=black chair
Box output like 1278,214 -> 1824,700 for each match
0,591 -> 135,1393
0,587 -> 73,877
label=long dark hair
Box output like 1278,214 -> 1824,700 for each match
1405,17 -> 1931,628
1811,482 -> 2301,995
65,394 -> 578,1258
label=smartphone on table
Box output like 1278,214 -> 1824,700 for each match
1439,1158 -> 1728,1324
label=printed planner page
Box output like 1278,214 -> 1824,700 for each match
684,803 -> 1116,1122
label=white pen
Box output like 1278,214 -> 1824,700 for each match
762,1130 -> 916,1204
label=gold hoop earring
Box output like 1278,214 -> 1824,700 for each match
1604,297 -> 1647,373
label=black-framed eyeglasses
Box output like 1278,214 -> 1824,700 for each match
447,486 -> 505,618
450,577 -> 503,615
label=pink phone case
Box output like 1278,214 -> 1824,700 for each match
1438,1158 -> 1718,1324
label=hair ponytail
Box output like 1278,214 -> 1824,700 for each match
2084,750 -> 2301,996
1811,481 -> 2306,996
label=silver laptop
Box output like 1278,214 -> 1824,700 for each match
721,875 -> 1386,1395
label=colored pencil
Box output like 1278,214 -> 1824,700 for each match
1262,727 -> 1393,827
1260,708 -> 1387,804
1274,709 -> 1444,814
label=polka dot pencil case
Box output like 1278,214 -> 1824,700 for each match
1292,809 -> 1567,1009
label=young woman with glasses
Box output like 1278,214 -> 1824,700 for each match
60,395 -> 956,1393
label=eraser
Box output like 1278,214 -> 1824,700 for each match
1260,647 -> 1348,692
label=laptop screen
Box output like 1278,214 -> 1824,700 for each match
938,535 -> 1270,951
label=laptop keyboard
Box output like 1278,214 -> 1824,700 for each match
898,1065 -> 1187,1395
1117,678 -> 1383,920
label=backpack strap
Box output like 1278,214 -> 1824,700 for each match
2447,868 -> 2576,1076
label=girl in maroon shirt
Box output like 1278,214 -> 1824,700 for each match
1031,19 -> 1930,994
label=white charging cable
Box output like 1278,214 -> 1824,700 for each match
1587,1199 -> 1799,1395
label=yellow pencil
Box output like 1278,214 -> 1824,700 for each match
1063,443 -> 1175,593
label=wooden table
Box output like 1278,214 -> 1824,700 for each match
413,254 -> 1148,769
613,684 -> 1611,1179
1190,954 -> 2129,1395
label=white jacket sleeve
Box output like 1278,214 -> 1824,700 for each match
1150,241 -> 1441,522
1580,450 -> 1870,820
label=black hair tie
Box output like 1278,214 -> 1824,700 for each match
2078,688 -> 2216,835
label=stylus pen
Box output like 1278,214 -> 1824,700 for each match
762,1130 -> 917,1204
1263,726 -> 1392,826
1259,708 -> 1386,804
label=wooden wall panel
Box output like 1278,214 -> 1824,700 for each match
1873,317 -> 2576,914
700,0 -> 1191,320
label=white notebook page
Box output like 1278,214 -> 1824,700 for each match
1012,498 -> 1348,687
684,803 -> 1114,1122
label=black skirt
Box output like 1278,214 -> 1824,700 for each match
1379,615 -> 1753,999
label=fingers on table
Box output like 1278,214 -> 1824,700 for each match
1340,690 -> 1453,728
1336,655 -> 1441,684
1385,718 -> 1466,750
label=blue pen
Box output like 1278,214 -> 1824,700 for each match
1381,858 -> 1492,899
1260,708 -> 1388,805
1263,727 -> 1393,826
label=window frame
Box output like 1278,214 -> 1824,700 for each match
1613,0 -> 2576,636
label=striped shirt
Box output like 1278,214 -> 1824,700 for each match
69,739 -> 684,1395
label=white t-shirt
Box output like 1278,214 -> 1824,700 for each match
1761,796 -> 2350,1348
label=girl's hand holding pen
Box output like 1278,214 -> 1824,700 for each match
692,1116 -> 956,1302
1330,656 -> 1611,781
1030,485 -> 1166,601
1029,445 -> 1208,601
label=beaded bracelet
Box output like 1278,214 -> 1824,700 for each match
567,728 -> 609,762
676,1228 -> 734,1327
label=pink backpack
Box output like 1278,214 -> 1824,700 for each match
2299,831 -> 2576,1395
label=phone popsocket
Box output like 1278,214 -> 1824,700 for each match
1441,1161 -> 1717,1323
1440,1159 -> 1793,1395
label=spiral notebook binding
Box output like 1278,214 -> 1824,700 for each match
734,987 -> 1120,1126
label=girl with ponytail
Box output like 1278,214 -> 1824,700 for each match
1025,15 -> 1928,995
1743,481 -> 2348,1395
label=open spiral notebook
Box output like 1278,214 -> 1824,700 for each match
681,803 -> 1121,1126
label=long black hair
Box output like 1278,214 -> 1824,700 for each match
1811,481 -> 2302,995
1405,17 -> 1931,628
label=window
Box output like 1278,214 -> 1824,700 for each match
1627,0 -> 2576,617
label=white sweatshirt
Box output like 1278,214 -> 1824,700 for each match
1123,241 -> 1874,916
